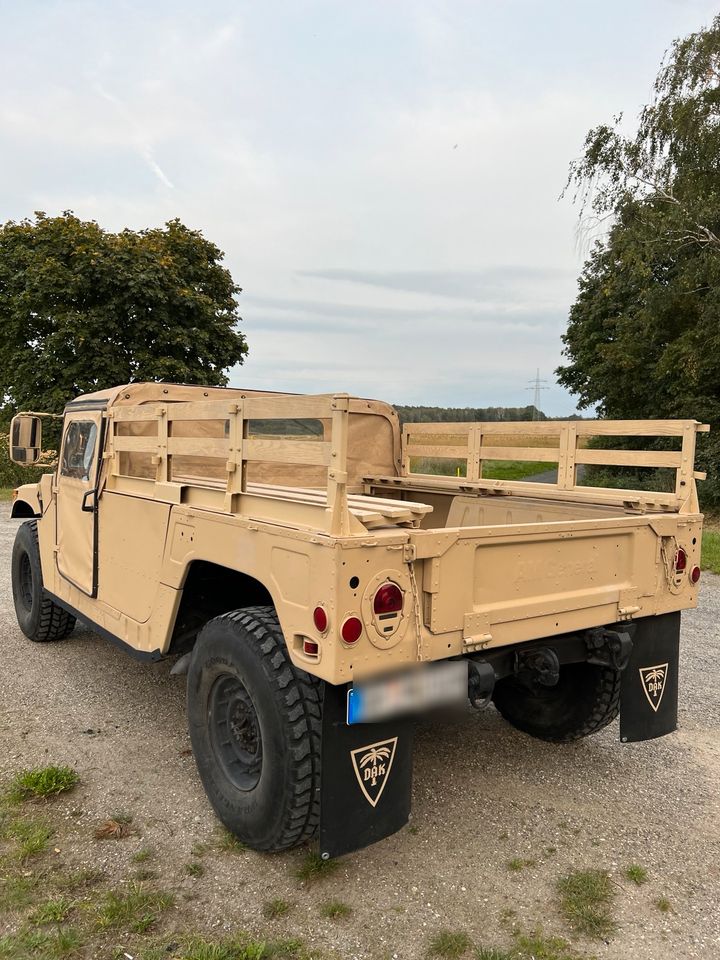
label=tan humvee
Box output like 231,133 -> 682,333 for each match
8,383 -> 707,857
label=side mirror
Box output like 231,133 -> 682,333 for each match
9,415 -> 43,465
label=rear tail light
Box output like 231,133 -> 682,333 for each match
690,565 -> 701,584
675,548 -> 687,572
341,616 -> 362,645
373,582 -> 403,615
303,638 -> 319,656
313,606 -> 328,633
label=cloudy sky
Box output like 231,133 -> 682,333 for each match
1,1 -> 717,414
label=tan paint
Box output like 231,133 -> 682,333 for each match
8,384 -> 707,682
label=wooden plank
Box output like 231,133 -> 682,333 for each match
167,436 -> 229,458
243,438 -> 331,466
247,482 -> 432,517
469,421 -> 564,436
112,435 -> 158,453
405,422 -> 471,436
164,401 -> 231,420
575,449 -> 682,468
479,446 -> 558,463
407,444 -> 469,459
365,474 -> 680,509
573,419 -> 695,437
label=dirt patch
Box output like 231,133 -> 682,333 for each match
1,503 -> 719,958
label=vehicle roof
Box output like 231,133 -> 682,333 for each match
66,383 -> 355,408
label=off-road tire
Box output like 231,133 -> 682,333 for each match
187,606 -> 322,852
492,662 -> 621,742
11,520 -> 76,643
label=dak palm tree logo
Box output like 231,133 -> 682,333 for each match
350,738 -> 398,807
639,663 -> 669,712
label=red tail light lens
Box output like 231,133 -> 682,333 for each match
690,565 -> 701,584
675,548 -> 687,572
373,582 -> 403,615
313,606 -> 328,633
341,616 -> 362,645
303,638 -> 319,656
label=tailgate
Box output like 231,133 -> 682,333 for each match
413,519 -> 696,652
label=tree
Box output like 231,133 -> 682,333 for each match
558,17 -> 720,503
0,213 -> 247,418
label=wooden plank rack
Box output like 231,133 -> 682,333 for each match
246,482 -> 432,529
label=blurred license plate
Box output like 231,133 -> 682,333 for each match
347,661 -> 468,724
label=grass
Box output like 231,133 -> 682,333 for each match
427,930 -> 472,958
0,926 -> 82,959
556,869 -> 617,940
655,896 -> 672,913
132,847 -> 154,864
1,815 -> 54,861
319,900 -> 352,919
292,852 -> 339,884
0,873 -> 41,913
216,829 -> 246,853
476,929 -> 586,960
94,882 -> 174,933
0,488 -> 13,501
701,530 -> 720,574
29,897 -> 74,925
5,767 -> 79,804
177,934 -> 305,959
624,864 -> 648,886
506,858 -> 536,872
263,899 -> 291,920
184,861 -> 205,878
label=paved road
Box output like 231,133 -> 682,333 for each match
1,504 -> 719,959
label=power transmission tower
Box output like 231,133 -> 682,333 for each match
526,368 -> 548,420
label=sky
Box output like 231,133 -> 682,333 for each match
1,0 -> 718,415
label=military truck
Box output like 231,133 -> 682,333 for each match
8,384 -> 707,857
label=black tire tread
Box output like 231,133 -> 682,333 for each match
14,521 -> 76,643
493,662 -> 621,743
203,605 -> 322,850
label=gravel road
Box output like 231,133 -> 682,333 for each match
1,502 -> 720,959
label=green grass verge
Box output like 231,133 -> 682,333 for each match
0,488 -> 14,501
701,530 -> 720,574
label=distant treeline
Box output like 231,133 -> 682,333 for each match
393,405 -> 547,425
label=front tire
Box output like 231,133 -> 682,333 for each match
11,521 -> 76,643
187,606 -> 322,852
492,662 -> 621,742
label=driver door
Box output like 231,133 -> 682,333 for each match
55,411 -> 104,596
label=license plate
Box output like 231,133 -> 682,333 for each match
347,660 -> 469,724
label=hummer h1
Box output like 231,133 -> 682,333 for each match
8,383 -> 707,857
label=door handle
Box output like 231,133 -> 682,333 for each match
81,489 -> 97,513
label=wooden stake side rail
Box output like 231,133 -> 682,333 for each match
106,394 -> 425,535
400,419 -> 709,512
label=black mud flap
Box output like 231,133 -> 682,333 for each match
319,681 -> 414,859
620,612 -> 680,743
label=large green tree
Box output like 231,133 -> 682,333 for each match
0,213 -> 247,416
557,16 -> 720,502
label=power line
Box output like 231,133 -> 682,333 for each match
526,368 -> 548,420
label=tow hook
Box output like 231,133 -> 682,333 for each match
516,647 -> 560,687
467,659 -> 496,709
585,627 -> 634,671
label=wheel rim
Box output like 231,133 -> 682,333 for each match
208,675 -> 263,791
18,551 -> 33,611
